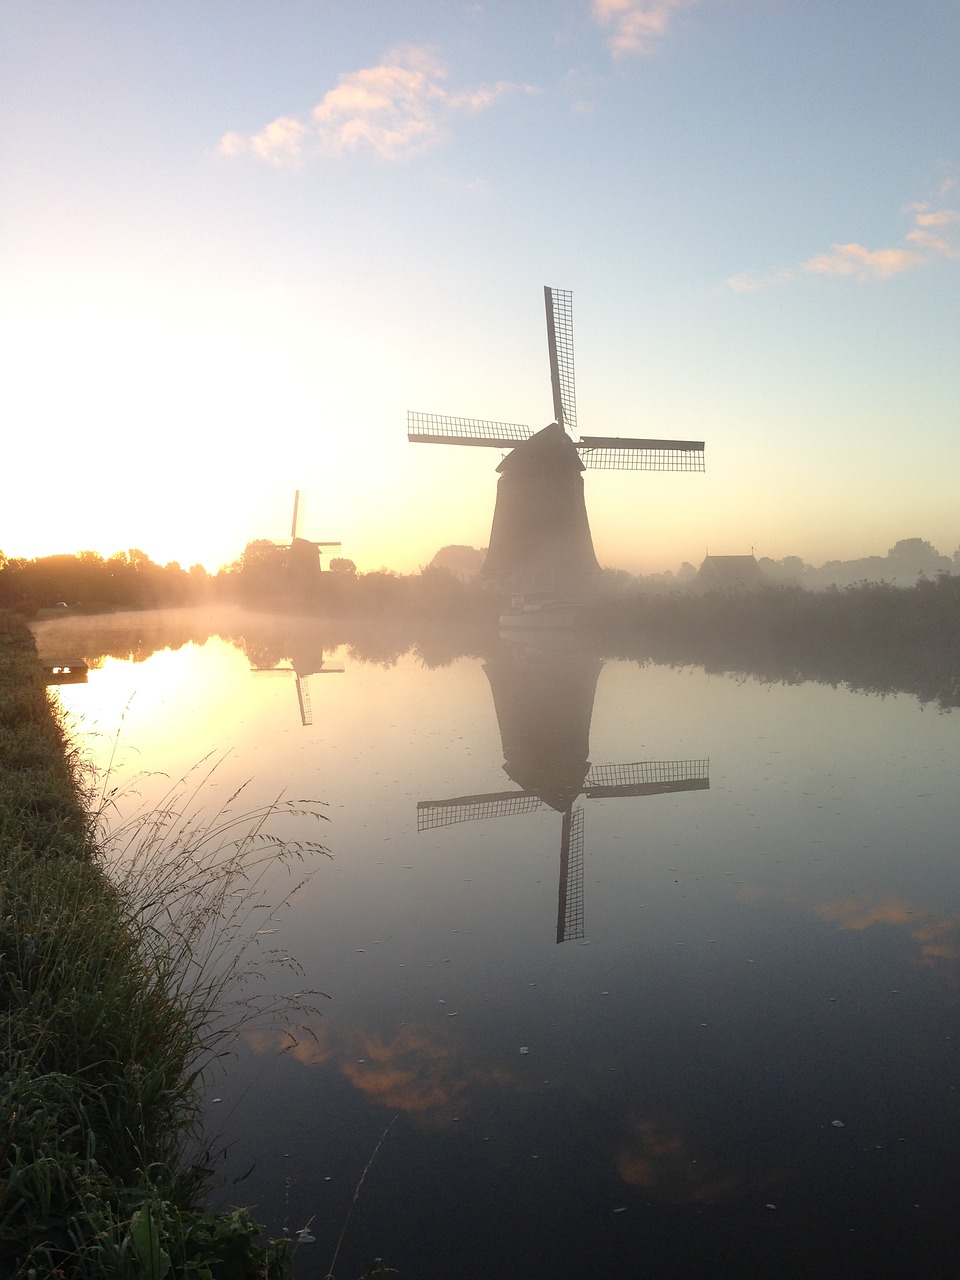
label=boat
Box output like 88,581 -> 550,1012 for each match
499,591 -> 584,630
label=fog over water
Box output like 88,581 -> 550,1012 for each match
34,609 -> 960,1279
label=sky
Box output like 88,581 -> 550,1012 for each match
2,1 -> 958,577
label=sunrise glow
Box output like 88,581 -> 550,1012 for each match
3,3 -> 958,577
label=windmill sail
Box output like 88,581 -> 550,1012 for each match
417,791 -> 542,830
577,437 -> 705,471
544,286 -> 576,434
584,758 -> 710,797
294,675 -> 312,727
407,412 -> 532,448
557,803 -> 585,943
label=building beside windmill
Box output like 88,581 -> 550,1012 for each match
695,554 -> 763,592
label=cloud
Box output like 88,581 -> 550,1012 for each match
815,895 -> 960,978
245,1016 -> 520,1124
725,195 -> 960,291
801,242 -> 923,280
905,202 -> 960,256
218,45 -> 536,166
618,1114 -> 746,1203
338,1023 -> 520,1122
591,0 -> 692,57
725,266 -> 795,293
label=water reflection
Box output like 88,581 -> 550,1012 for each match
420,635 -> 708,941
28,609 -> 960,1279
250,646 -> 343,727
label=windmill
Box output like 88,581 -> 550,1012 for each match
417,639 -> 709,942
408,287 -> 705,596
284,490 -> 341,597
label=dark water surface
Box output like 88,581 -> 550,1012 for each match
35,610 -> 960,1279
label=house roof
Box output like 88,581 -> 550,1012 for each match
696,554 -> 763,590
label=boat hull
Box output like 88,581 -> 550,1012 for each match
499,595 -> 583,630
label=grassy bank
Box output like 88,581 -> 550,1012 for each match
0,612 -> 293,1278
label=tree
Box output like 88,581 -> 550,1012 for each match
677,561 -> 697,583
329,557 -> 357,575
237,540 -> 288,603
886,538 -> 951,577
429,545 -> 485,583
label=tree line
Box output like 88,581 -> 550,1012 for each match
0,542 -> 497,622
0,549 -> 212,611
13,543 -> 960,707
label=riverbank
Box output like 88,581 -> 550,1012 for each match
587,574 -> 960,709
0,612 -> 290,1277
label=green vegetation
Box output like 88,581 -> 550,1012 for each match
590,573 -> 960,709
0,612 -> 331,1277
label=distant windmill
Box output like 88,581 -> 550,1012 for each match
284,490 -> 341,597
408,287 -> 705,596
417,641 -> 709,942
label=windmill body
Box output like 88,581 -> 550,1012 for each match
408,287 -> 704,597
483,423 -> 600,594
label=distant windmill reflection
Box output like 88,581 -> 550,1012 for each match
418,639 -> 709,942
250,644 -> 343,727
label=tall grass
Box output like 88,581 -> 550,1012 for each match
99,756 -> 332,1083
1,613 -> 331,1277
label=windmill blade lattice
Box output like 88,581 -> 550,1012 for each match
544,286 -> 577,435
407,411 -> 533,449
557,804 -> 585,943
577,438 -> 705,472
584,758 -> 710,797
417,791 -> 542,831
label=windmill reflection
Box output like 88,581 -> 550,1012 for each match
418,638 -> 709,942
250,645 -> 343,726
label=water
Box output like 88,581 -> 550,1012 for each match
34,609 -> 960,1279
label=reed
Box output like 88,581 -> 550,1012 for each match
1,613 -> 330,1277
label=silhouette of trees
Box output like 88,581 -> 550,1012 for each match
0,550 -> 212,611
428,545 -> 485,582
758,538 -> 953,589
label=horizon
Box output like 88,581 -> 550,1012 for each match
4,531 -> 957,582
3,3 -> 958,576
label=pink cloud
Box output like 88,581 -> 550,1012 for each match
726,194 -> 960,290
592,0 -> 692,57
218,45 -> 536,166
801,242 -> 922,280
904,202 -> 960,257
